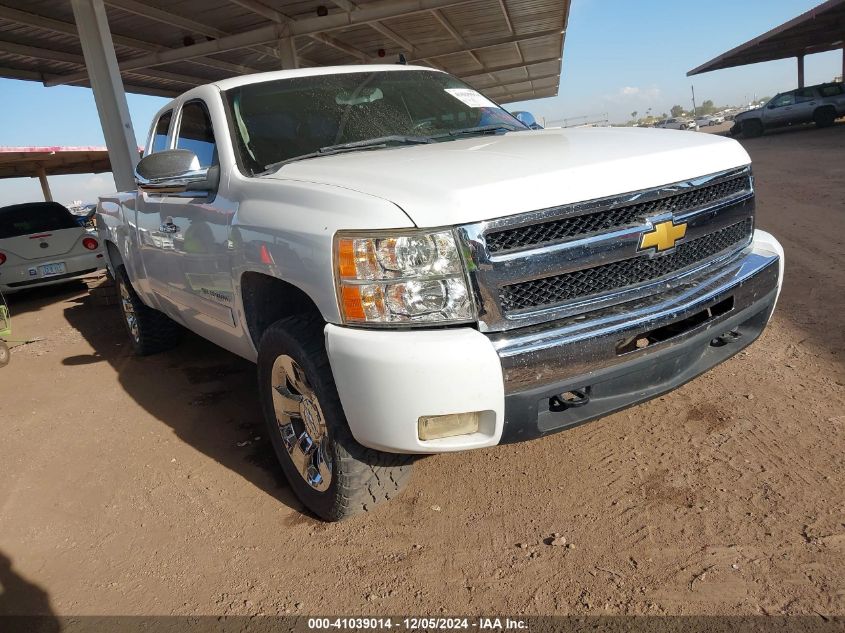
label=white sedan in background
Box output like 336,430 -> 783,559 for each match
656,118 -> 697,130
0,201 -> 104,294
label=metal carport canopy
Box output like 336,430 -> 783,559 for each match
0,0 -> 568,192
0,146 -> 112,201
0,0 -> 568,104
687,0 -> 845,84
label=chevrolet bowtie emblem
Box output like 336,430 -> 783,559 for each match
639,220 -> 687,252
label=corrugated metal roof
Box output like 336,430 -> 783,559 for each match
688,0 -> 845,77
0,0 -> 568,103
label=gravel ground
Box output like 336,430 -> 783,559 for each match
0,122 -> 843,618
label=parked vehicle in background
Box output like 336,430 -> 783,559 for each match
511,111 -> 543,129
656,118 -> 696,130
695,116 -> 714,128
67,201 -> 99,228
99,65 -> 783,521
0,201 -> 104,294
731,82 -> 845,137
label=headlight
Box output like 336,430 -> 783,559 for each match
335,229 -> 475,325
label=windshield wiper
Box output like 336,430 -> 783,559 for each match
259,135 -> 434,174
433,124 -> 520,139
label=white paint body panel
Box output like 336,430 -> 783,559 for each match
752,229 -> 785,311
212,63 -> 438,91
325,324 -> 505,453
264,126 -> 751,227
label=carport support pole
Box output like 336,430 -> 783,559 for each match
797,54 -> 805,89
37,166 -> 53,202
278,37 -> 298,69
70,0 -> 138,192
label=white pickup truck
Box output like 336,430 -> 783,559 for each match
98,65 -> 784,521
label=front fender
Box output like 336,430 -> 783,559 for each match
229,177 -> 414,325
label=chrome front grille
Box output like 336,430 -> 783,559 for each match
457,167 -> 755,332
499,218 -> 753,313
485,173 -> 751,253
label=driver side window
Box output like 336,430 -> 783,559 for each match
770,94 -> 795,108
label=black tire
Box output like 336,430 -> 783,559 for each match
115,266 -> 182,355
0,340 -> 9,367
813,107 -> 836,128
742,119 -> 764,138
257,314 -> 413,521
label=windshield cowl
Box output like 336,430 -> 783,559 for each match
258,126 -> 523,174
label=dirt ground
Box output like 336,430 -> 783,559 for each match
1,122 -> 843,619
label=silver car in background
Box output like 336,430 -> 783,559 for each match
731,82 -> 845,137
655,118 -> 697,131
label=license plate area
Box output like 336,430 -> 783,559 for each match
39,262 -> 67,277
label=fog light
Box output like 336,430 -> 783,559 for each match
418,412 -> 481,441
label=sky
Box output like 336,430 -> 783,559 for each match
0,0 -> 842,206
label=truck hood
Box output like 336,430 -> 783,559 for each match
262,127 -> 751,227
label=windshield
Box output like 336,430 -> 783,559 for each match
224,69 -> 525,175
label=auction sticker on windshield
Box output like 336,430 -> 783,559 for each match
445,88 -> 497,108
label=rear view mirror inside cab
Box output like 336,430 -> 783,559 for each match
335,87 -> 384,106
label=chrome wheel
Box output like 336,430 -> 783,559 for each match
271,354 -> 332,491
119,281 -> 140,342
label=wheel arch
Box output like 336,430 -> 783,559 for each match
240,271 -> 326,351
104,239 -> 123,273
813,105 -> 837,124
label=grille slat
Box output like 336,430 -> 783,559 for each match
486,174 -> 751,253
499,219 -> 753,313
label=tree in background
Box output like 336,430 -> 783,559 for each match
694,99 -> 715,116
670,104 -> 685,117
631,111 -> 638,120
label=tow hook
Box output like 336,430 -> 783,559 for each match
710,329 -> 742,348
549,389 -> 590,412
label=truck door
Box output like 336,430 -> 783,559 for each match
134,109 -> 178,311
792,88 -> 819,123
155,99 -> 238,331
764,92 -> 796,126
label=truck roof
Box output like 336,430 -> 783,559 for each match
212,64 -> 442,92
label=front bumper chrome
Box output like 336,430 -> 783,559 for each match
488,230 -> 783,442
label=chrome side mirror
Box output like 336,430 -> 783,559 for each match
135,149 -> 218,194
